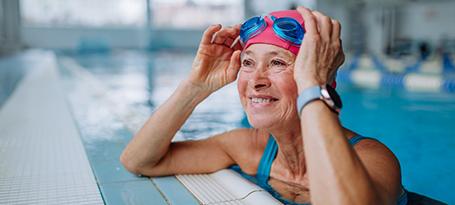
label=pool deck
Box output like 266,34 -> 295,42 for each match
0,51 -> 104,204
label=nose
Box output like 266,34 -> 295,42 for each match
249,67 -> 271,91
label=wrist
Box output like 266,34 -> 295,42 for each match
296,84 -> 342,115
295,78 -> 322,93
179,80 -> 211,104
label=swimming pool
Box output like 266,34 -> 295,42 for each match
59,50 -> 454,204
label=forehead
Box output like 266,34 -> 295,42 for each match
242,44 -> 295,60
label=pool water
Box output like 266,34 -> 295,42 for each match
59,50 -> 454,204
339,85 -> 455,203
0,52 -> 30,109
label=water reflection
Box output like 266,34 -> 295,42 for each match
59,50 -> 243,143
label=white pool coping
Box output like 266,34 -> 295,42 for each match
0,51 -> 103,205
177,169 -> 282,205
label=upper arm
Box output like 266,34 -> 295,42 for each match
354,139 -> 402,205
136,128 -> 252,176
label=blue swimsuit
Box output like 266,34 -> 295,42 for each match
231,135 -> 408,205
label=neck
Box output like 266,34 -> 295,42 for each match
268,118 -> 306,179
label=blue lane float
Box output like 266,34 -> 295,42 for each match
338,54 -> 455,93
443,78 -> 455,93
442,53 -> 455,73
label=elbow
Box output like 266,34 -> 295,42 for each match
120,151 -> 142,175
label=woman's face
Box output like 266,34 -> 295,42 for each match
237,44 -> 299,129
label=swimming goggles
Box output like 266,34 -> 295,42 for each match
239,15 -> 305,46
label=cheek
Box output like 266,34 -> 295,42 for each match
271,73 -> 298,100
274,78 -> 299,119
285,84 -> 298,101
237,73 -> 249,104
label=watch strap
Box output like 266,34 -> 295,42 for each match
297,86 -> 321,115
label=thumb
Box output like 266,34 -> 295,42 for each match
227,50 -> 241,81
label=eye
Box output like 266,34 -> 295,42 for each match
242,59 -> 254,67
270,59 -> 287,67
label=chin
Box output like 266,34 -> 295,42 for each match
245,112 -> 278,129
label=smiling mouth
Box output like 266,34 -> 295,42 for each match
249,97 -> 279,104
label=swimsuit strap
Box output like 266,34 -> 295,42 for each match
343,136 -> 410,205
256,135 -> 278,185
397,187 -> 408,205
254,134 -> 398,205
257,135 -> 370,184
348,135 -> 373,145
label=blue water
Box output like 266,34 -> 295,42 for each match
58,50 -> 454,204
339,85 -> 455,204
0,52 -> 30,109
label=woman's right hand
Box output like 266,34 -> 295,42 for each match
188,24 -> 243,95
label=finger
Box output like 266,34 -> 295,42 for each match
225,27 -> 240,40
201,24 -> 222,44
228,25 -> 242,49
311,11 -> 321,33
331,19 -> 341,41
224,37 -> 234,47
297,6 -> 319,36
233,42 -> 243,51
232,24 -> 241,36
212,27 -> 239,44
231,24 -> 243,49
227,24 -> 241,37
227,50 -> 242,81
312,11 -> 332,41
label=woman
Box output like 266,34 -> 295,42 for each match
121,6 -> 407,205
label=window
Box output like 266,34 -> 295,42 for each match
20,0 -> 146,27
151,0 -> 244,28
20,0 -> 244,29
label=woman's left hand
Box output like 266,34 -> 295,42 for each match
294,6 -> 345,92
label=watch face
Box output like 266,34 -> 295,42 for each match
326,85 -> 342,109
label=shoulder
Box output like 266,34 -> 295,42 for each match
351,135 -> 403,202
344,130 -> 399,167
352,136 -> 400,169
214,128 -> 268,147
213,128 -> 269,174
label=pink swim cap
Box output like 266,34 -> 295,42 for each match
241,10 -> 337,88
243,10 -> 304,56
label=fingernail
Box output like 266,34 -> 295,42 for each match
211,33 -> 218,44
230,36 -> 241,48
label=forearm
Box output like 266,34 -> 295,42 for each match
121,81 -> 210,171
300,101 -> 380,205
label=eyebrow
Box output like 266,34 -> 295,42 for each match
243,50 -> 292,59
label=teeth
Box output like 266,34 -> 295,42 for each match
251,98 -> 273,103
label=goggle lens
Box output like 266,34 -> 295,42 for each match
240,15 -> 304,46
240,16 -> 267,44
273,17 -> 303,45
